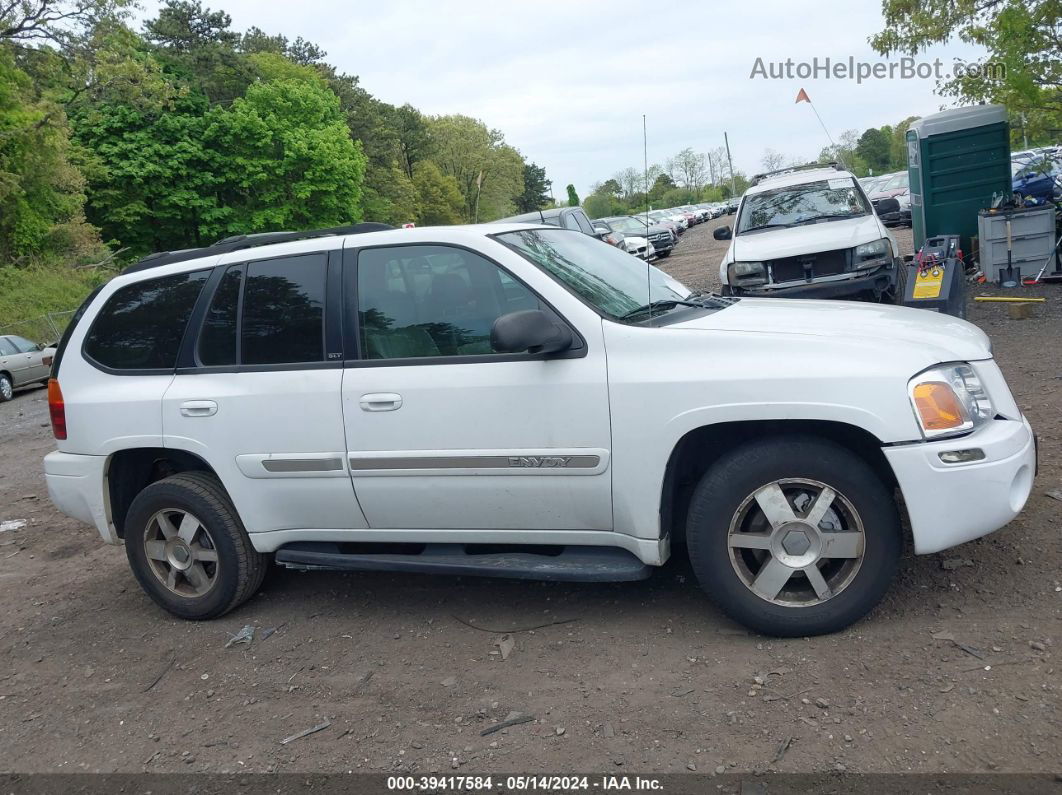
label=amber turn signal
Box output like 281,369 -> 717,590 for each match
911,381 -> 966,432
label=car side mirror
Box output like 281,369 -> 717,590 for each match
713,226 -> 733,240
876,197 -> 900,215
491,310 -> 572,355
593,226 -> 610,240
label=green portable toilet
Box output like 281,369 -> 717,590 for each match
906,105 -> 1011,253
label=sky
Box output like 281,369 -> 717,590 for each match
142,0 -> 986,196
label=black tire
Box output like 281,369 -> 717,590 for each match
0,372 -> 12,402
657,250 -> 671,258
124,471 -> 268,620
891,259 -> 909,304
686,435 -> 901,637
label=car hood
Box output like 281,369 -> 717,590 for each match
669,297 -> 991,362
732,215 -> 881,261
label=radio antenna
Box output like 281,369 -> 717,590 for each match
644,113 -> 651,319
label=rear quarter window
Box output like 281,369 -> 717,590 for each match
84,271 -> 209,371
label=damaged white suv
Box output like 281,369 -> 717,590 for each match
716,164 -> 904,301
44,222 -> 1034,636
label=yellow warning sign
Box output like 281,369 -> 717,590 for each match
913,267 -> 944,299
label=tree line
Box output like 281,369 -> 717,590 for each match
0,0 -> 555,266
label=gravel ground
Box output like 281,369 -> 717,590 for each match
0,221 -> 1059,777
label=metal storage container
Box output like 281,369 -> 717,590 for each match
906,105 -> 1012,253
977,205 -> 1057,283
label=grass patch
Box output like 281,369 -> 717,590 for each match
0,265 -> 109,342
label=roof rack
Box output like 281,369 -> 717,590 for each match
750,161 -> 842,186
121,222 -> 394,275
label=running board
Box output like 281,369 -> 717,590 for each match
274,542 -> 651,582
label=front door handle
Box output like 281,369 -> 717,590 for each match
359,393 -> 403,412
180,400 -> 218,417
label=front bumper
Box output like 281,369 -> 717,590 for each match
732,266 -> 896,299
44,451 -> 117,544
884,417 -> 1035,554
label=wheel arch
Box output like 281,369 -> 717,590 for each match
106,447 -> 219,539
659,419 -> 899,548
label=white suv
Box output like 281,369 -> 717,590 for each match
44,222 -> 1035,636
716,165 -> 904,300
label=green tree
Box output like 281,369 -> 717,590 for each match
72,89 -> 217,253
565,183 -> 579,207
429,114 -> 523,222
515,161 -> 550,212
411,160 -> 463,225
583,193 -> 612,219
872,0 -> 1061,143
855,127 -> 892,174
204,76 -> 366,237
0,50 -> 98,263
144,0 -> 252,104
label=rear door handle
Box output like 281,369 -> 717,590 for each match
359,393 -> 403,412
180,400 -> 218,417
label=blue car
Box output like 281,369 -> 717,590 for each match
1013,153 -> 1061,204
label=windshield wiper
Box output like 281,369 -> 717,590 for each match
739,223 -> 792,233
688,291 -> 736,307
792,213 -> 860,225
620,299 -> 704,320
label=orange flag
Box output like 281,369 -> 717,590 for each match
795,88 -> 810,104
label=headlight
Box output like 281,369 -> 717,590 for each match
727,261 -> 766,286
853,238 -> 892,270
908,364 -> 993,439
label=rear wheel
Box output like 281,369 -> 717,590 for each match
686,436 -> 901,636
124,472 -> 268,620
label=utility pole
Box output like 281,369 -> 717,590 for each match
724,132 -> 736,197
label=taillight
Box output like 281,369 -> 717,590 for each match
47,378 -> 66,440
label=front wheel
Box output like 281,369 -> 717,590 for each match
0,373 -> 12,401
686,436 -> 901,636
124,472 -> 268,620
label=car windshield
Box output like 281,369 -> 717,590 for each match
608,217 -> 650,235
736,178 -> 868,233
495,228 -> 690,321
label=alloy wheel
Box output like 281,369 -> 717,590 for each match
727,478 -> 865,607
143,509 -> 219,598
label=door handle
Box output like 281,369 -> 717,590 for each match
179,400 -> 218,417
359,393 -> 403,412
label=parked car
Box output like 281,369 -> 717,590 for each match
1012,153 -> 1061,204
43,221 -> 1033,637
724,197 -> 739,214
715,164 -> 903,301
496,206 -> 606,240
592,222 -> 626,249
868,172 -> 912,227
598,215 -> 675,257
646,211 -> 681,238
0,334 -> 55,401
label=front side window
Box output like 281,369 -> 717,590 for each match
357,245 -> 542,360
85,271 -> 208,370
495,228 -> 690,320
241,254 -> 327,365
737,179 -> 869,234
10,336 -> 38,353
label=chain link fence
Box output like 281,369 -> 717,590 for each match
0,311 -> 77,346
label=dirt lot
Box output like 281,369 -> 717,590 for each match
0,219 -> 1059,778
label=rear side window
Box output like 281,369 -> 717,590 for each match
0,338 -> 16,356
85,271 -> 208,371
241,254 -> 326,365
198,266 -> 242,366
